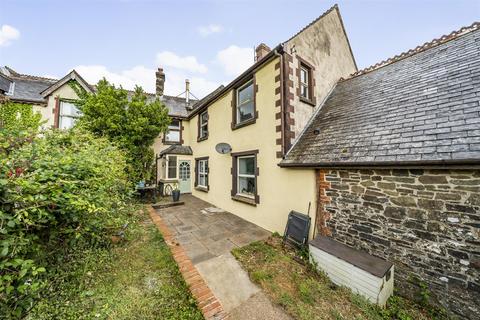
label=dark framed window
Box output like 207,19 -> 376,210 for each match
164,119 -> 182,144
195,157 -> 209,191
231,150 -> 259,205
167,155 -> 177,179
231,78 -> 258,130
297,57 -> 316,106
198,110 -> 208,141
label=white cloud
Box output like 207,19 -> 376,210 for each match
197,24 -> 224,37
73,65 -> 155,92
216,45 -> 254,77
72,64 -> 218,98
0,25 -> 20,47
156,51 -> 207,74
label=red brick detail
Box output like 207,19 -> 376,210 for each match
315,169 -> 332,236
147,206 -> 228,319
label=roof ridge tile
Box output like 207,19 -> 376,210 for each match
342,21 -> 480,81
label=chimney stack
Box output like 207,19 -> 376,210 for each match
155,68 -> 165,97
255,43 -> 271,61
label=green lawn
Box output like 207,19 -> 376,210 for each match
232,236 -> 449,320
28,215 -> 203,320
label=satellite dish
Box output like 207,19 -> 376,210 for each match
215,143 -> 232,154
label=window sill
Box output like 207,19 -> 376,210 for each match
195,186 -> 209,192
299,96 -> 316,106
231,194 -> 257,206
163,141 -> 182,145
197,135 -> 208,142
231,117 -> 257,130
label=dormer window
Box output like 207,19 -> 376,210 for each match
236,80 -> 254,123
165,119 -> 181,144
198,110 -> 208,141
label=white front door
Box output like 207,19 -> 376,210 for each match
179,161 -> 191,193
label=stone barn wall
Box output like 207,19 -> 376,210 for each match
316,168 -> 479,319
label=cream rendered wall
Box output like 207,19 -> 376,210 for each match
186,58 -> 317,235
285,7 -> 357,138
31,104 -> 51,129
44,83 -> 81,128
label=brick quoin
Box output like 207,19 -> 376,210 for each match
147,206 -> 228,320
315,169 -> 332,236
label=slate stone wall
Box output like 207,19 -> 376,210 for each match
319,168 -> 479,319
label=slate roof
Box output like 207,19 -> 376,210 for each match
0,67 -> 57,103
0,73 -> 12,93
282,24 -> 480,167
158,145 -> 193,156
0,66 -> 196,117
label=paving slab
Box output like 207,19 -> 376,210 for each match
228,292 -> 293,320
195,253 -> 260,313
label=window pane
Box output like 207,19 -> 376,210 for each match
301,85 -> 309,98
300,68 -> 308,84
237,101 -> 254,123
239,157 -> 255,175
199,174 -> 205,187
168,120 -> 180,130
238,176 -> 255,196
59,116 -> 77,129
201,112 -> 208,123
60,101 -> 80,117
168,156 -> 177,178
166,130 -> 180,142
237,82 -> 253,105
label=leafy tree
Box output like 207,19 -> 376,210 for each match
73,79 -> 170,182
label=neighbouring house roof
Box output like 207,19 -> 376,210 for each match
40,70 -> 94,97
0,66 -> 196,117
281,23 -> 480,167
0,73 -> 12,94
0,67 -> 57,103
161,95 -> 197,118
158,145 -> 193,156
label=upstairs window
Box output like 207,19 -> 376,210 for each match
236,80 -> 254,124
300,65 -> 310,99
198,110 -> 208,141
165,119 -> 181,143
59,101 -> 81,129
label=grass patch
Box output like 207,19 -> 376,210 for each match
232,236 -> 450,320
28,212 -> 203,320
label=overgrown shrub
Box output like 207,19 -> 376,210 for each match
0,127 -> 133,318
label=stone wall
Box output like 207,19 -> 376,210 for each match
317,168 -> 479,319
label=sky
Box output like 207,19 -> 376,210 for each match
1,0 -> 479,98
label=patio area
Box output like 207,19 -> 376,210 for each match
154,194 -> 291,319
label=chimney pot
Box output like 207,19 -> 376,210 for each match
255,43 -> 271,61
155,67 -> 165,97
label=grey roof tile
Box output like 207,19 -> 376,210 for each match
282,26 -> 480,166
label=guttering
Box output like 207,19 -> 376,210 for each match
278,159 -> 480,169
188,44 -> 284,119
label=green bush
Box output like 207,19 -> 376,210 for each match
0,127 -> 133,318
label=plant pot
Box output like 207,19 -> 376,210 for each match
172,190 -> 181,202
